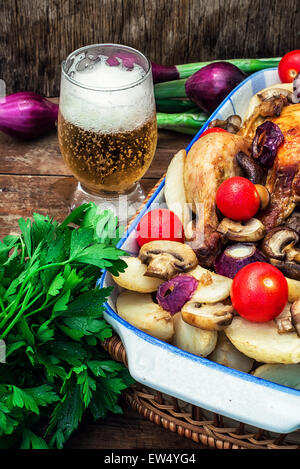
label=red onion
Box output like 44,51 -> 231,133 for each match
185,62 -> 246,113
214,244 -> 267,279
292,72 -> 300,103
151,62 -> 179,84
0,92 -> 58,140
252,121 -> 284,168
156,275 -> 198,315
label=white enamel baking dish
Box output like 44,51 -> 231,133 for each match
100,68 -> 300,434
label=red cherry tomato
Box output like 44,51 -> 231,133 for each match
136,208 -> 184,247
200,127 -> 227,138
216,176 -> 260,221
231,262 -> 288,322
278,50 -> 300,82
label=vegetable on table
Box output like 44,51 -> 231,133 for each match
0,92 -> 58,139
278,50 -> 300,83
152,57 -> 281,84
230,262 -> 288,322
155,98 -> 198,113
155,62 -> 246,113
0,203 -> 133,449
156,111 -> 208,135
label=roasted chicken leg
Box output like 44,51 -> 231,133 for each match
184,132 -> 251,267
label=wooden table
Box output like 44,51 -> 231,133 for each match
0,126 -> 208,449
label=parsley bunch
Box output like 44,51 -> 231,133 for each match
0,203 -> 133,449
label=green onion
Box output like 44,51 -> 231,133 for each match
157,111 -> 208,135
156,98 -> 198,113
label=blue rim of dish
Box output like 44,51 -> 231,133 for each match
100,67 -> 300,398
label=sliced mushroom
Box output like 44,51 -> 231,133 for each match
217,217 -> 265,242
112,256 -> 163,293
274,303 -> 296,334
258,88 -> 294,103
116,291 -> 174,341
262,227 -> 300,280
285,210 -> 300,234
139,240 -> 198,280
291,300 -> 300,337
235,151 -> 266,185
181,300 -> 234,331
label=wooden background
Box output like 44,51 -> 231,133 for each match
1,0 -> 299,96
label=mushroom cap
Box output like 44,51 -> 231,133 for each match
217,217 -> 265,242
262,226 -> 299,260
139,240 -> 198,280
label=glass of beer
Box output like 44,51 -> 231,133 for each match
58,44 -> 157,219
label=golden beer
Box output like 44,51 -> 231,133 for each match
58,44 -> 157,206
58,112 -> 157,193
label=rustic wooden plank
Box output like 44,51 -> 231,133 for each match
1,0 -> 299,96
0,130 -> 190,177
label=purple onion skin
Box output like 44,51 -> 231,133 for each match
214,244 -> 267,279
185,62 -> 246,113
252,121 -> 284,168
151,62 -> 180,84
0,92 -> 59,140
292,72 -> 300,103
156,275 -> 198,315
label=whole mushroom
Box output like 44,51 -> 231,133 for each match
139,240 -> 198,280
261,226 -> 300,280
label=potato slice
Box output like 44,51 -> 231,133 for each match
286,277 -> 300,303
208,331 -> 254,372
172,313 -> 217,357
164,149 -> 187,224
116,291 -> 174,342
188,265 -> 232,303
225,316 -> 300,364
112,256 -> 163,293
253,363 -> 300,389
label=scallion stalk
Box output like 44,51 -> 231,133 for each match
152,57 -> 281,83
156,98 -> 198,113
156,111 -> 208,135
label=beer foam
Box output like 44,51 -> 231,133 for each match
60,55 -> 155,133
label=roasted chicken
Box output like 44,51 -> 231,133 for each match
260,103 -> 300,231
183,132 -> 251,267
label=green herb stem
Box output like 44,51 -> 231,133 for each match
157,111 -> 208,134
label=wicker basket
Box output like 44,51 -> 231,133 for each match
101,175 -> 300,450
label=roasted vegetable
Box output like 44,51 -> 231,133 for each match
172,313 -> 217,356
